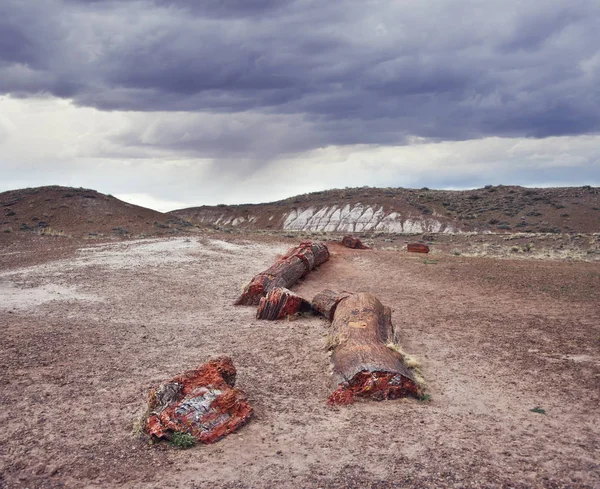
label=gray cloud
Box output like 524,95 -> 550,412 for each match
1,0 -> 600,164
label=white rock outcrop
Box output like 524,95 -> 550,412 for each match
281,204 -> 459,233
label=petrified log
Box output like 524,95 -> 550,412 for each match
325,292 -> 420,405
312,289 -> 351,322
341,235 -> 369,249
407,243 -> 430,253
144,356 -> 253,444
235,241 -> 329,306
256,287 -> 311,320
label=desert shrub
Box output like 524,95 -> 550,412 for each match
169,432 -> 196,449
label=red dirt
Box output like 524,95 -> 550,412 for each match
1,234 -> 599,488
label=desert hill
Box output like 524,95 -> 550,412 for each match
170,185 -> 600,234
0,185 -> 195,239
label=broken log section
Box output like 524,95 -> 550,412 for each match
314,291 -> 420,405
256,287 -> 311,320
341,235 -> 369,249
144,356 -> 253,444
407,243 -> 430,253
235,241 -> 330,306
312,289 -> 351,322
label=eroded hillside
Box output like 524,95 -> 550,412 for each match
0,186 -> 198,239
170,185 -> 600,234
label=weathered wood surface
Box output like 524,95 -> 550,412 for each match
341,235 -> 369,249
324,292 -> 420,404
144,356 -> 253,444
256,287 -> 310,320
407,243 -> 430,253
235,241 -> 329,306
312,289 -> 351,322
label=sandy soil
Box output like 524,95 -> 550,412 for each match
1,236 -> 599,488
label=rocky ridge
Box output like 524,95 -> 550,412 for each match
170,185 -> 600,234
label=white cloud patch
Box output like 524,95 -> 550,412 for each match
0,96 -> 598,211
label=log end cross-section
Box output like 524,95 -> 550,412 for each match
322,292 -> 421,405
235,241 -> 330,306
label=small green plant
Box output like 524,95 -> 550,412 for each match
169,431 -> 196,449
530,407 -> 546,415
419,394 -> 432,402
423,259 -> 437,264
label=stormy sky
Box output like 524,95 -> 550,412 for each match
1,0 -> 599,210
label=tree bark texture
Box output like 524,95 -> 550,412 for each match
323,292 -> 421,405
256,287 -> 311,320
235,241 -> 330,306
312,289 -> 351,322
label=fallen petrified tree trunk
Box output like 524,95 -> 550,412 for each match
407,243 -> 430,253
235,241 -> 329,306
256,287 -> 311,320
320,292 -> 420,405
312,289 -> 351,322
144,356 -> 253,444
341,235 -> 369,249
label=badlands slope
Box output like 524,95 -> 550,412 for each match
170,185 -> 600,234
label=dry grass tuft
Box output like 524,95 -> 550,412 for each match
386,342 -> 426,387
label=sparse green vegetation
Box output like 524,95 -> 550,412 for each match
530,407 -> 546,415
169,431 -> 196,449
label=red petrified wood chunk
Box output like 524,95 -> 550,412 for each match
234,241 -> 330,306
341,235 -> 369,249
144,356 -> 253,444
256,287 -> 311,320
407,243 -> 430,253
319,291 -> 421,405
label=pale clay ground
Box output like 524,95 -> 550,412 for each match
1,236 -> 599,488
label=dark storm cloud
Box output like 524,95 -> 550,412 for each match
2,0 -> 600,159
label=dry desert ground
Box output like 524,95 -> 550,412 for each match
1,235 -> 599,488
